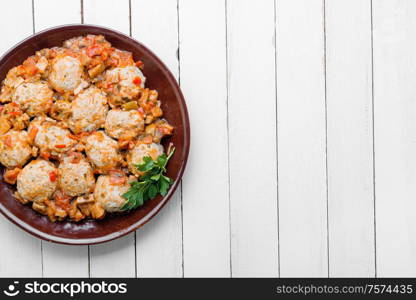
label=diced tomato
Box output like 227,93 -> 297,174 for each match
4,168 -> 21,185
142,135 -> 153,144
133,76 -> 142,86
101,50 -> 109,61
28,126 -> 39,141
109,169 -> 126,185
68,151 -> 82,164
118,51 -> 133,67
108,57 -> 119,67
0,106 -> 4,113
3,135 -> 12,148
64,49 -> 78,58
135,60 -> 144,69
55,144 -> 66,149
40,151 -> 51,160
49,171 -> 57,182
86,45 -> 103,57
158,126 -> 172,135
9,111 -> 22,116
22,57 -> 39,76
54,190 -> 71,211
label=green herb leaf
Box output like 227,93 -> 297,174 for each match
121,147 -> 176,211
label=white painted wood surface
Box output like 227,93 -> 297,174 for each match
34,0 -> 89,278
276,0 -> 328,277
83,0 -> 137,278
227,0 -> 279,277
372,0 -> 416,277
131,0 -> 183,278
325,0 -> 375,277
179,0 -> 231,277
0,0 -> 42,278
0,0 -> 415,278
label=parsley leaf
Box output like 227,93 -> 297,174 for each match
121,147 -> 175,211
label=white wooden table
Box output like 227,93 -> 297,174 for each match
0,0 -> 414,278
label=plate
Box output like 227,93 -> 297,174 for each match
0,24 -> 190,245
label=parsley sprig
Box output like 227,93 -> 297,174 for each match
121,147 -> 175,211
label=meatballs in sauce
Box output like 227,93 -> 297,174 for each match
0,34 -> 174,222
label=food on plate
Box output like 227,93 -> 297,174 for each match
68,86 -> 108,133
16,159 -> 57,203
94,174 -> 130,212
84,131 -> 122,174
0,130 -> 32,168
0,34 -> 175,222
104,109 -> 144,140
127,142 -> 164,176
58,152 -> 95,197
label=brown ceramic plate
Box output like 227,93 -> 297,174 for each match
0,24 -> 190,245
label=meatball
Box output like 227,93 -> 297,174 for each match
29,118 -> 77,156
0,130 -> 32,168
94,175 -> 129,212
127,142 -> 163,176
12,82 -> 53,116
49,55 -> 83,93
16,159 -> 57,202
105,109 -> 144,140
58,153 -> 95,197
85,131 -> 122,173
69,86 -> 108,134
105,65 -> 145,99
50,100 -> 71,121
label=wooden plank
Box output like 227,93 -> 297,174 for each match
276,0 -> 328,277
372,0 -> 416,277
131,0 -> 183,277
226,0 -> 278,277
0,0 -> 42,278
33,0 -> 89,278
89,234 -> 136,278
42,242 -> 88,277
83,0 -> 136,278
34,0 -> 82,32
83,0 -> 130,34
179,0 -> 231,277
325,0 -> 375,277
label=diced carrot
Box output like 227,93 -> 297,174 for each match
68,134 -> 80,141
135,60 -> 144,69
55,144 -> 66,149
49,171 -> 57,182
133,76 -> 142,85
86,45 -> 103,57
3,135 -> 12,148
28,126 -> 38,141
109,169 -> 126,185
